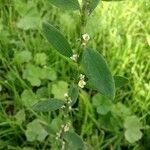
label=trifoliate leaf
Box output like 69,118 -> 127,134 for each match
25,119 -> 48,142
92,93 -> 112,115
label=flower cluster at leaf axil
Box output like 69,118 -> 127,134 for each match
78,74 -> 86,88
70,54 -> 79,62
82,33 -> 90,46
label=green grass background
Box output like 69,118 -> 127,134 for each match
0,0 -> 150,149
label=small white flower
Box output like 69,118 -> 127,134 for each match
82,33 -> 90,42
64,93 -> 68,98
78,80 -> 86,88
69,106 -> 72,110
80,74 -> 85,80
64,125 -> 70,132
61,105 -> 65,109
70,54 -> 79,61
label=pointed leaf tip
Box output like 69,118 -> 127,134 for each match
42,22 -> 73,57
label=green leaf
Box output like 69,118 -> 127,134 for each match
21,90 -> 39,107
25,119 -> 48,142
82,48 -> 115,99
17,8 -> 41,30
15,109 -> 26,124
68,84 -> 79,106
124,116 -> 143,143
48,0 -> 80,10
92,93 -> 112,115
64,131 -> 84,149
125,129 -> 142,143
124,116 -> 142,130
51,81 -> 68,99
88,0 -> 100,13
114,75 -> 129,88
23,64 -> 41,86
34,53 -> 47,66
40,67 -> 57,81
42,22 -> 73,57
33,99 -> 64,112
13,50 -> 32,64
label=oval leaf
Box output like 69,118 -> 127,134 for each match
114,75 -> 129,88
48,0 -> 80,10
82,48 -> 115,99
64,131 -> 84,149
33,99 -> 64,112
68,84 -> 79,106
42,22 -> 73,57
88,0 -> 100,13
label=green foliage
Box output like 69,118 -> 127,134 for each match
42,23 -> 73,57
23,64 -> 57,86
13,50 -> 32,64
92,93 -> 112,115
16,3 -> 41,30
25,119 -> 48,142
48,0 -> 80,10
51,81 -> 68,99
64,131 -> 84,149
124,116 -> 143,143
68,84 -> 79,106
33,99 -> 65,112
114,75 -> 129,88
21,90 -> 38,107
82,48 -> 115,99
88,0 -> 101,13
34,53 -> 47,66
